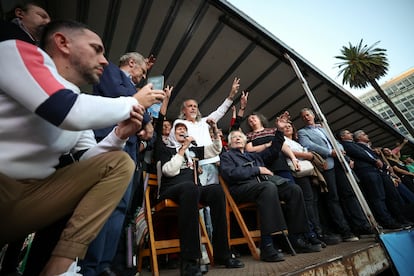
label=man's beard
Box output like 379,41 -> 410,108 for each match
71,57 -> 100,85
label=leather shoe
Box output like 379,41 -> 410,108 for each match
317,233 -> 341,245
181,259 -> 202,276
215,257 -> 245,268
308,235 -> 326,248
260,243 -> 285,262
290,237 -> 322,253
99,267 -> 118,276
383,223 -> 404,230
356,227 -> 376,239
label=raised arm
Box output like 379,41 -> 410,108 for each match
237,90 -> 249,117
154,85 -> 173,160
206,77 -> 240,122
391,139 -> 408,159
204,119 -> 223,157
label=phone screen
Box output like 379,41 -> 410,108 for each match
147,75 -> 164,118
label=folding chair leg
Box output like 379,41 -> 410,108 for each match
199,215 -> 214,266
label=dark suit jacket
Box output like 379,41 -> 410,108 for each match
219,130 -> 284,185
0,20 -> 35,44
93,62 -> 150,143
341,140 -> 378,173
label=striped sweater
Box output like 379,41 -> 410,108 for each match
0,40 -> 139,179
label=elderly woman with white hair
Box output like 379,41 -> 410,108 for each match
154,87 -> 244,276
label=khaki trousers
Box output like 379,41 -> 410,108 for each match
0,151 -> 134,259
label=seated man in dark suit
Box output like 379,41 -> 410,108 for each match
220,119 -> 321,262
339,129 -> 411,229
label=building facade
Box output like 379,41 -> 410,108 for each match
359,68 -> 414,139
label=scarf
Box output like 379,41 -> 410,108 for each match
167,121 -> 195,168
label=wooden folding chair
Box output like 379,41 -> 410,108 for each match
137,168 -> 214,275
218,175 -> 296,260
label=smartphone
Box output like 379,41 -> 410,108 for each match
147,75 -> 164,118
148,75 -> 164,90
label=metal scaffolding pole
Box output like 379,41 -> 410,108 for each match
284,53 -> 381,234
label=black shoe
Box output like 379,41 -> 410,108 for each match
290,237 -> 322,253
181,259 -> 202,276
317,233 -> 341,245
308,235 -> 327,248
356,227 -> 376,239
99,267 -> 118,276
397,219 -> 414,229
215,257 -> 245,268
260,243 -> 285,262
383,223 -> 404,230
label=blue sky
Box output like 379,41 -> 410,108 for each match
227,0 -> 414,96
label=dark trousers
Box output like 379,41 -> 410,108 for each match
396,182 -> 414,204
229,180 -> 286,235
278,182 -> 310,234
334,161 -> 370,231
294,176 -> 321,233
159,182 -> 231,261
355,169 -> 396,226
112,166 -> 145,272
381,172 -> 409,223
321,168 -> 351,234
229,179 -> 308,235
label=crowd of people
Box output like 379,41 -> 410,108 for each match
1,1 -> 414,276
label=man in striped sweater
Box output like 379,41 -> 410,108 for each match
0,20 -> 165,275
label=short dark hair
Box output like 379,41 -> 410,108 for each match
337,129 -> 349,140
39,19 -> 92,50
5,1 -> 47,21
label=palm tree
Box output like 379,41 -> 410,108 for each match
335,39 -> 414,137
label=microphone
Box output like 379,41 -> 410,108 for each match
181,134 -> 197,146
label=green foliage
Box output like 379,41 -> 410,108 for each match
335,39 -> 389,89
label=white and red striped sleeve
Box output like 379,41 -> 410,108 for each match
0,40 -> 138,131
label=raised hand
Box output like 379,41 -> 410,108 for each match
160,85 -> 173,116
206,118 -> 217,129
164,85 -> 173,98
275,111 -> 290,130
228,77 -> 241,100
240,90 -> 249,109
145,54 -> 156,70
